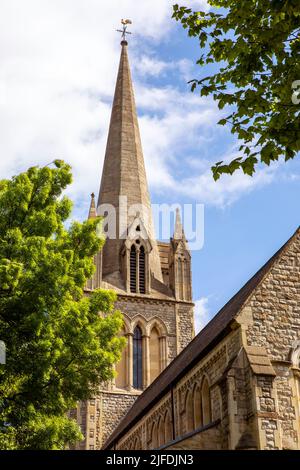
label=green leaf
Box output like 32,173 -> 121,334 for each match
173,0 -> 300,178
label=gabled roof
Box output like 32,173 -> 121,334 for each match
103,226 -> 299,449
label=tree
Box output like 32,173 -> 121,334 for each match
173,0 -> 300,179
0,161 -> 125,449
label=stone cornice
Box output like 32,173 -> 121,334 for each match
116,292 -> 194,306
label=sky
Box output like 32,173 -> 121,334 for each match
1,0 -> 300,333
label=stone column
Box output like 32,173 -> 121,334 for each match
160,335 -> 168,370
136,248 -> 140,294
111,364 -> 116,390
126,247 -> 130,292
146,251 -> 151,294
127,333 -> 133,391
143,335 -> 150,388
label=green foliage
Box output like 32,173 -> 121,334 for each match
173,1 -> 300,179
0,161 -> 125,449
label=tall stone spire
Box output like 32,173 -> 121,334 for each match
98,40 -> 162,283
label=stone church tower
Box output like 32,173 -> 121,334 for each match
70,39 -> 194,450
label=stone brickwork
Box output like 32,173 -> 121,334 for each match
177,305 -> 195,351
100,393 -> 138,446
166,424 -> 222,450
242,231 -> 300,449
245,235 -> 300,360
116,297 -> 177,336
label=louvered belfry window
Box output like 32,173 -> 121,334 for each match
130,243 -> 146,294
139,246 -> 146,294
130,245 -> 137,293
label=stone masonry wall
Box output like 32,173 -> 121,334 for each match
244,231 -> 300,449
100,392 -> 138,447
177,304 -> 195,352
116,296 -> 177,334
98,295 -> 193,448
245,233 -> 300,359
116,295 -> 194,359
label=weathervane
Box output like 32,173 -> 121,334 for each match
117,19 -> 132,42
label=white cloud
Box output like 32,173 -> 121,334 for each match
194,297 -> 213,333
133,56 -> 194,80
174,158 -> 278,207
134,56 -> 172,77
0,0 -> 280,220
137,87 -> 278,207
0,0 -> 210,218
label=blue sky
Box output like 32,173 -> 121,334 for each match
1,0 -> 299,332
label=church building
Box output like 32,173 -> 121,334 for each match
71,36 -> 300,451
103,226 -> 300,450
70,38 -> 194,450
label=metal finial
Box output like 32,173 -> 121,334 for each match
116,19 -> 132,44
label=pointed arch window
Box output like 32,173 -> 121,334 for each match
151,422 -> 158,449
133,326 -> 143,389
158,416 -> 165,447
201,378 -> 211,426
193,385 -> 202,428
149,326 -> 160,383
164,411 -> 173,444
139,246 -> 146,294
130,245 -> 137,293
186,390 -> 194,433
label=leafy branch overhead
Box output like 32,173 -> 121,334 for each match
173,0 -> 300,180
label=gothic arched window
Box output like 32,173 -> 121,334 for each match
158,416 -> 165,447
130,245 -> 137,293
186,390 -> 194,433
139,246 -> 146,294
201,378 -> 211,426
133,326 -> 143,389
193,385 -> 202,428
150,326 -> 160,383
151,421 -> 158,449
134,436 -> 142,450
164,410 -> 172,443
